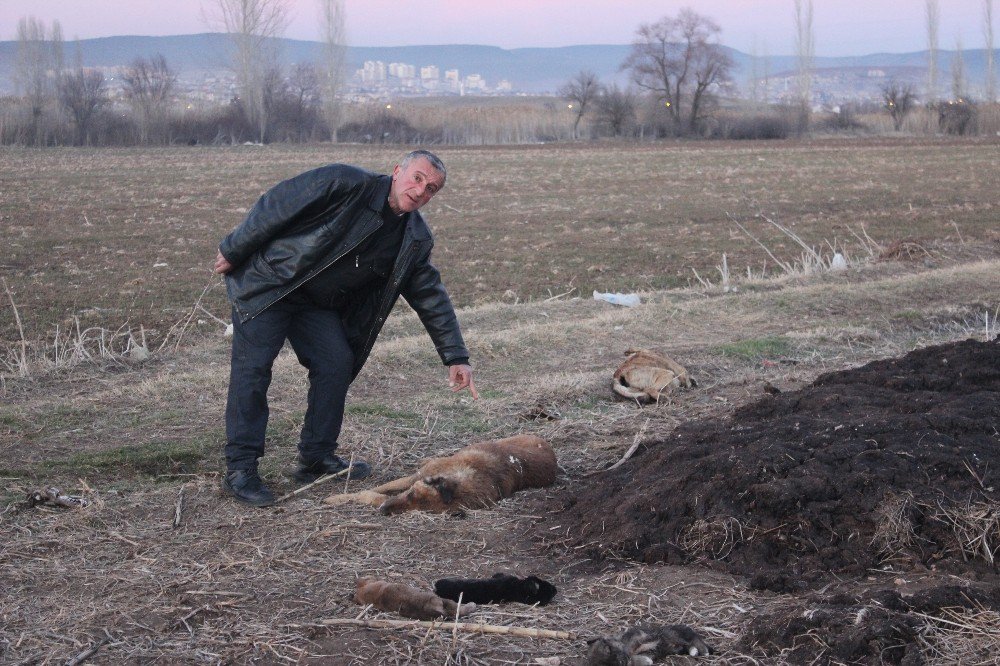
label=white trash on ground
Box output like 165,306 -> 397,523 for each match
593,290 -> 641,307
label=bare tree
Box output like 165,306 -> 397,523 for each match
318,0 -> 347,141
952,37 -> 967,100
14,16 -> 64,146
594,84 -> 637,137
287,62 -> 322,140
557,70 -> 601,138
882,81 -> 918,130
794,0 -> 815,110
927,0 -> 940,102
207,0 -> 291,143
748,35 -> 771,108
58,66 -> 108,145
622,8 -> 733,134
120,55 -> 177,144
986,0 -> 996,103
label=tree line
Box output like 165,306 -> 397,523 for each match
3,2 -> 997,147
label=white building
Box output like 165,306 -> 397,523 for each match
463,74 -> 486,92
358,60 -> 387,85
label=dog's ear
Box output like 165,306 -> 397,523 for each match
425,476 -> 457,505
525,577 -> 540,594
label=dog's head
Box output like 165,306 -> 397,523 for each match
523,575 -> 558,605
379,475 -> 458,515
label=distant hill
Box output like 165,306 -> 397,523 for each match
0,33 -> 996,96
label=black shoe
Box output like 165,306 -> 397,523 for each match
222,470 -> 276,507
293,454 -> 372,483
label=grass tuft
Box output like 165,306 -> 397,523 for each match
714,336 -> 791,360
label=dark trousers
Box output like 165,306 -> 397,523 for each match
224,298 -> 354,471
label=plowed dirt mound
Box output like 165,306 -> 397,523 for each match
741,584 -> 1000,665
557,338 -> 1000,589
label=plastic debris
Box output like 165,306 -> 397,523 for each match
593,290 -> 641,307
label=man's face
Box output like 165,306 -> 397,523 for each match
389,157 -> 445,213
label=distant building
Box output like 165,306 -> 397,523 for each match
389,62 -> 416,79
444,69 -> 460,93
463,74 -> 486,92
358,60 -> 387,85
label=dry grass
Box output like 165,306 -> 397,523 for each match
913,605 -> 1000,666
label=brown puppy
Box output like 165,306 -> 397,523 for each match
324,435 -> 557,514
612,348 -> 695,403
354,577 -> 476,620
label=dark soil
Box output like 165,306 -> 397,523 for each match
740,584 -> 1000,665
556,338 -> 1000,588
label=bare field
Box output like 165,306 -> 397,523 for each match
1,137 -> 997,347
1,139 -> 999,665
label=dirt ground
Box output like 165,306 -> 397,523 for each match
2,141 -> 999,665
556,337 -> 1000,663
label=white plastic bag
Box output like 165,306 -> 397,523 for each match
593,290 -> 641,307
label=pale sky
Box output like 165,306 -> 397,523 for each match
0,0 -> 992,56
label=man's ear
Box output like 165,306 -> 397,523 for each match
425,476 -> 456,504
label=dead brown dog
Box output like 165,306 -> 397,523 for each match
612,348 -> 695,403
324,435 -> 557,514
354,577 -> 476,620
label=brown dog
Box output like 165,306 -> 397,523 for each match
354,577 -> 476,620
612,348 -> 695,403
324,435 -> 557,514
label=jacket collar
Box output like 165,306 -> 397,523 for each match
368,174 -> 392,212
370,173 -> 432,242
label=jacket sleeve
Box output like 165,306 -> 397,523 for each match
218,166 -> 355,268
401,254 -> 470,366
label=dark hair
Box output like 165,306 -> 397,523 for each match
401,149 -> 446,182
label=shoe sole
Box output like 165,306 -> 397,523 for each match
221,479 -> 276,507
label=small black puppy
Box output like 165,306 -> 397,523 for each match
434,573 -> 557,606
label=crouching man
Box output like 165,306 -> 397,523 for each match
214,150 -> 478,507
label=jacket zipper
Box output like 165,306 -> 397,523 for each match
249,217 -> 383,320
361,239 -> 420,354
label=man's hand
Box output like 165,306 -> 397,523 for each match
214,250 -> 233,274
448,364 -> 479,400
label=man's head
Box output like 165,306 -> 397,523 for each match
388,149 -> 446,214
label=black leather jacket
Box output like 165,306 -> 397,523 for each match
219,164 -> 468,380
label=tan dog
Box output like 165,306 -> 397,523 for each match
612,348 -> 695,403
324,435 -> 557,514
354,577 -> 476,620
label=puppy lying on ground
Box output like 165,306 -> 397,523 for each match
612,348 -> 695,403
324,435 -> 557,514
434,573 -> 557,606
353,577 -> 476,621
586,624 -> 712,664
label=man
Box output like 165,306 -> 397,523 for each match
214,150 -> 477,507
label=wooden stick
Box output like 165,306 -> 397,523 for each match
543,287 -> 576,302
584,418 -> 649,477
65,637 -> 109,666
173,484 -> 186,529
314,618 -> 577,640
275,468 -> 350,503
2,277 -> 29,376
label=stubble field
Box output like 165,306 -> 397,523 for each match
1,137 -> 999,665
